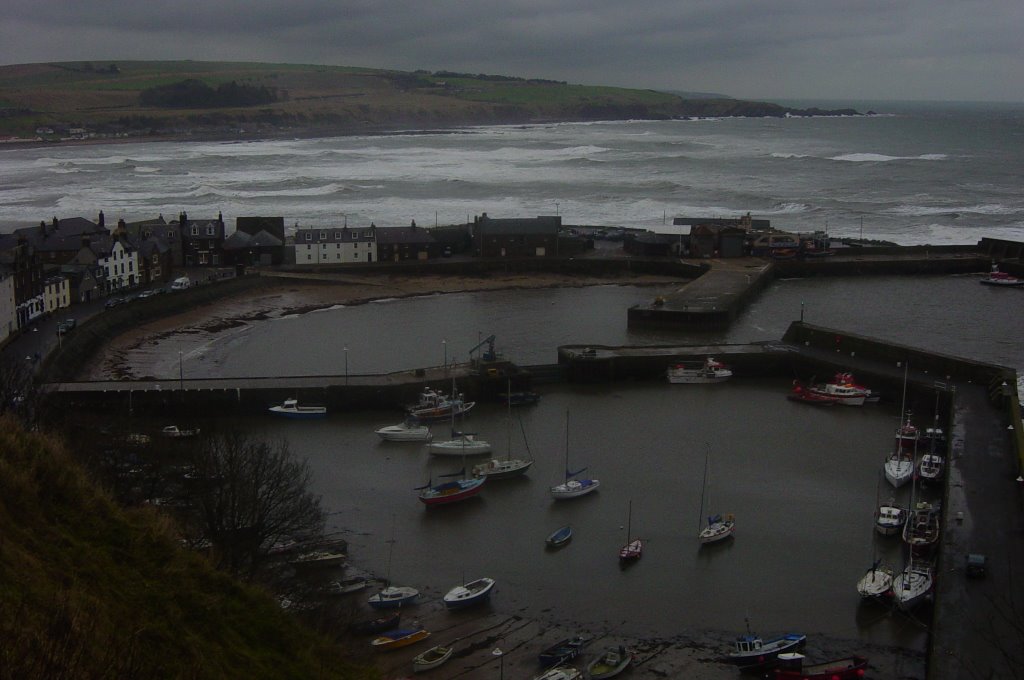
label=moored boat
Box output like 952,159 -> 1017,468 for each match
413,645 -> 453,673
546,524 -> 573,548
161,425 -> 199,438
875,502 -> 907,536
268,398 -> 327,418
893,560 -> 934,611
407,387 -> 475,422
375,418 -> 433,442
443,576 -> 495,609
473,456 -> 533,479
417,473 -> 486,506
787,381 -> 838,405
980,262 -> 1024,286
725,631 -> 807,672
667,357 -> 732,384
326,576 -> 367,595
896,413 -> 920,449
884,449 -> 914,488
289,550 -> 346,569
586,646 -> 633,679
428,432 -> 492,456
918,453 -> 945,481
902,500 -> 941,550
772,653 -> 868,679
499,390 -> 541,406
370,627 -> 430,650
856,560 -> 894,600
550,410 -> 599,500
807,378 -> 866,406
618,500 -> 643,561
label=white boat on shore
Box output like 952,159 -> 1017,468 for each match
875,502 -> 907,536
442,576 -> 495,609
667,357 -> 732,384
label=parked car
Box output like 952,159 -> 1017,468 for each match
966,553 -> 987,578
170,276 -> 191,291
105,296 -> 125,308
56,318 -> 76,334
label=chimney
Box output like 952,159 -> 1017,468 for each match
410,219 -> 416,230
117,218 -> 126,235
52,216 -> 59,230
179,210 -> 188,225
98,210 -> 105,227
39,220 -> 46,235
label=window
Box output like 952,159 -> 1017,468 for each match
191,225 -> 198,236
305,233 -> 312,241
206,225 -> 214,236
319,231 -> 327,240
168,230 -> 175,239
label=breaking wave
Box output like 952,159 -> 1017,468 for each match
830,153 -> 947,162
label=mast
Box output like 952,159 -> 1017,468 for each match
697,445 -> 710,533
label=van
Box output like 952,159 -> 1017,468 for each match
171,276 -> 191,291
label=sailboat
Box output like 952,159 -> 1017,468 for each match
473,379 -> 534,480
893,558 -> 934,611
917,391 -> 945,482
550,409 -> 600,500
860,472 -> 896,599
698,445 -> 734,544
428,379 -> 491,456
368,520 -> 419,609
618,499 -> 643,561
884,364 -> 915,488
416,460 -> 487,506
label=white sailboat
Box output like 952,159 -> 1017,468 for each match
917,391 -> 945,482
429,377 -> 491,456
884,363 -> 915,488
893,559 -> 934,611
473,379 -> 533,479
550,410 -> 600,499
698,445 -> 734,544
618,499 -> 643,561
368,519 -> 419,609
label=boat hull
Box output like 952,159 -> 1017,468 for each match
375,425 -> 432,441
443,577 -> 495,609
371,628 -> 430,650
413,645 -> 453,673
268,407 -> 326,419
550,478 -> 600,499
419,477 -> 486,506
473,458 -> 533,479
546,525 -> 573,547
428,437 -> 492,456
368,586 -> 419,609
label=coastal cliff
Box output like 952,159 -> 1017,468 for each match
0,60 -> 861,143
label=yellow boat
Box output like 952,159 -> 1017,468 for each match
371,628 -> 430,650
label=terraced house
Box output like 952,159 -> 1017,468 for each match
294,225 -> 376,264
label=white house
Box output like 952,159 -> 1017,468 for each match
294,226 -> 377,265
43,274 -> 71,314
98,237 -> 141,292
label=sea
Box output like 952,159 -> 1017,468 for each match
3,100 -> 1023,655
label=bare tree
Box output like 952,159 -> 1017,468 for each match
186,430 -> 325,576
0,354 -> 48,427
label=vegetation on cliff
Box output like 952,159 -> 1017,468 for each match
0,60 -> 860,141
0,416 -> 375,680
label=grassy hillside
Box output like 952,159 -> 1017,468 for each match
0,60 -> 855,141
0,416 -> 375,680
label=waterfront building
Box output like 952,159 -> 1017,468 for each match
0,268 -> 16,343
97,236 -> 140,292
177,211 -> 226,267
42,274 -> 71,314
375,223 -> 436,261
294,224 -> 377,264
472,213 -> 560,257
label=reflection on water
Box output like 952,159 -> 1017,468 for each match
151,273 -> 1020,651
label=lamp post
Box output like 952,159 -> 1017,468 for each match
492,647 -> 504,680
178,350 -> 183,392
442,338 -> 447,372
555,201 -> 559,216
344,345 -> 349,384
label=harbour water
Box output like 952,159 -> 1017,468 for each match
4,100 -> 1022,656
148,272 -> 1021,655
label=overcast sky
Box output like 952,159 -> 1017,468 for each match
2,0 -> 1022,102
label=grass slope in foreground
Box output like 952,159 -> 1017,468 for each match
0,416 -> 374,680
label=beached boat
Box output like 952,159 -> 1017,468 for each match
268,398 -> 326,418
532,667 -> 581,680
375,418 -> 433,442
326,576 -> 367,595
443,576 -> 495,609
350,611 -> 400,634
546,524 -> 573,548
980,262 -> 1024,286
412,645 -> 453,673
586,646 -> 633,679
538,635 -> 587,666
551,410 -> 600,500
161,425 -> 199,438
918,453 -> 945,481
725,630 -> 807,672
288,550 -> 346,569
667,357 -> 732,384
772,653 -> 869,679
370,627 -> 430,650
368,585 -> 420,609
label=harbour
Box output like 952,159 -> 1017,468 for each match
35,265 -> 1023,679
